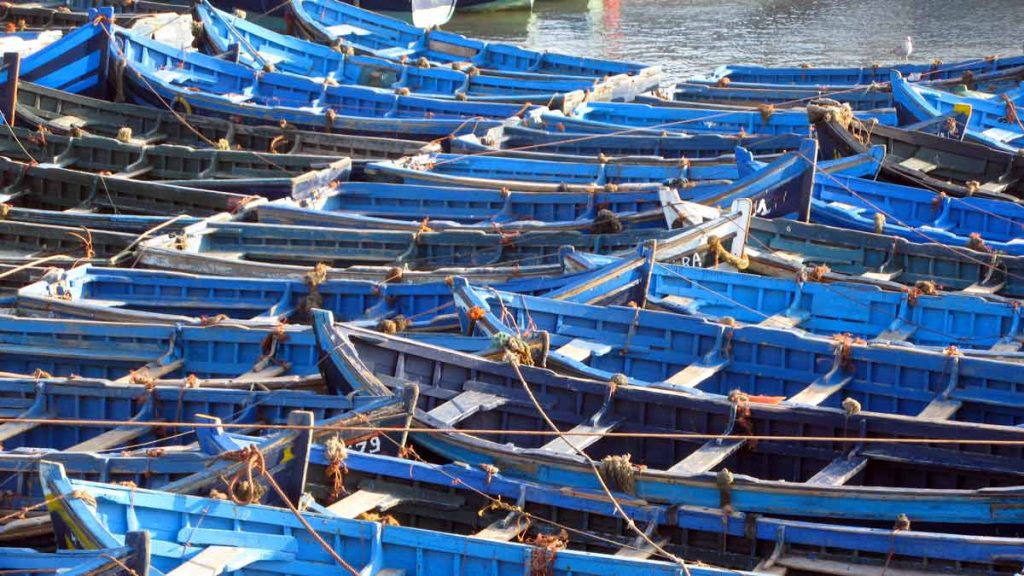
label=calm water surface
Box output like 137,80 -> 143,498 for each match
444,0 -> 1024,81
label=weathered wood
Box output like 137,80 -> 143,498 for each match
539,416 -> 623,455
472,517 -> 527,542
232,364 -> 288,383
282,411 -> 314,507
663,360 -> 728,388
614,534 -> 669,559
773,554 -> 932,576
666,439 -> 744,475
989,340 -> 1023,353
0,53 -> 20,127
962,281 -> 1005,295
112,359 -> 185,384
917,397 -> 961,420
426,389 -> 509,426
805,456 -> 867,486
758,313 -> 805,329
553,338 -> 611,363
65,424 -> 151,452
787,373 -> 853,406
874,323 -> 916,342
325,489 -> 397,519
897,157 -> 938,173
860,269 -> 903,282
166,546 -> 289,576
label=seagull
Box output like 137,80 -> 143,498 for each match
902,36 -> 913,62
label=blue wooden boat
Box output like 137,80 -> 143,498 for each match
811,99 -> 1024,202
0,125 -> 352,200
732,143 -> 1024,255
0,532 -> 149,576
656,64 -> 1024,111
0,11 -> 127,98
14,264 -> 584,327
195,1 -> 598,107
529,102 -> 897,137
809,172 -> 1024,256
105,22 -> 532,140
253,182 -> 665,231
556,246 -> 1024,357
0,377 -> 388,453
0,219 -> 140,269
367,139 -> 876,199
0,207 -> 199,237
206,432 -> 1024,574
138,201 -> 751,287
1,0 -> 185,30
40,460 -> 744,576
453,123 -> 806,159
250,141 -> 821,237
651,82 -> 893,111
0,154 -> 264,218
451,278 -> 1024,425
287,0 -> 661,100
16,83 -> 432,160
891,72 -> 1024,152
687,55 -> 1024,88
0,379 -> 410,513
0,316 -> 320,386
744,216 -> 1024,299
365,152 -> 717,190
135,212 -> 731,282
314,318 -> 1024,526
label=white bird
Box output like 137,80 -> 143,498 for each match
902,36 -> 913,62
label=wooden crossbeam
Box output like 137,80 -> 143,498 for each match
917,398 -> 962,420
539,417 -> 623,455
805,456 -> 868,486
663,359 -> 728,388
666,439 -> 744,475
426,389 -> 509,427
787,373 -> 853,406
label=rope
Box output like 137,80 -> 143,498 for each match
832,333 -> 865,372
707,234 -> 748,270
598,454 -> 636,494
302,262 -> 330,315
590,208 -> 623,234
6,415 -> 1024,444
1002,94 -> 1024,132
323,435 -> 348,503
528,531 -> 567,576
214,445 -> 360,575
504,358 -> 693,574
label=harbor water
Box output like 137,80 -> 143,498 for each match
444,0 -> 1024,81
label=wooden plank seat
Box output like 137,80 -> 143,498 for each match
553,338 -> 612,363
539,416 -> 624,455
666,438 -> 744,475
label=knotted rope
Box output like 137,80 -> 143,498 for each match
1002,94 -> 1022,131
323,435 -> 348,503
591,209 -> 623,234
376,315 -> 410,334
832,333 -> 865,372
708,234 -> 748,270
214,445 -> 359,574
905,280 -> 938,305
302,262 -> 329,315
528,531 -> 568,576
598,454 -> 637,494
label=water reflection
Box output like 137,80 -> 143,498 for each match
446,0 -> 1023,81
